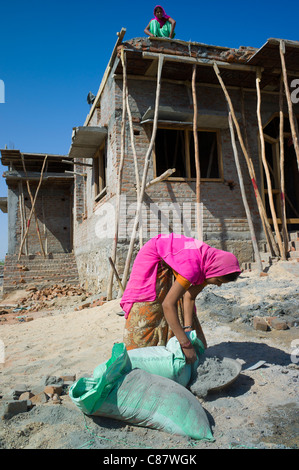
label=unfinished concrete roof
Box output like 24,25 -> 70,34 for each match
114,36 -> 299,93
0,149 -> 71,173
115,36 -> 258,90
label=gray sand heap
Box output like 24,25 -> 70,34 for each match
189,355 -> 238,398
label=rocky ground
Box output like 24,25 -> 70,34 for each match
0,260 -> 298,451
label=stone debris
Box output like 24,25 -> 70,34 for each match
0,374 -> 77,420
0,284 -> 107,322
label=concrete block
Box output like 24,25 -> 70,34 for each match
1,399 -> 28,420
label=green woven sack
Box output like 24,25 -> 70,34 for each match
92,330 -> 204,387
94,368 -> 214,441
69,338 -> 214,441
127,330 -> 205,386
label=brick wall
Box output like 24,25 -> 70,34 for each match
73,68 -> 293,294
8,181 -> 73,256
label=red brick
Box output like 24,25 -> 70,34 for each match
253,316 -> 268,331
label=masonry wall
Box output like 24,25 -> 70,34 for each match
7,181 -> 73,256
73,62 -> 295,295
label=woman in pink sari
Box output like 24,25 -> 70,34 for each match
121,233 -> 241,364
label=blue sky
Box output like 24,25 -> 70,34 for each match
0,0 -> 298,260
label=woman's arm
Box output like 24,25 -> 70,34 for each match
183,284 -> 206,327
144,22 -> 154,37
183,284 -> 207,348
162,280 -> 197,363
168,17 -> 176,38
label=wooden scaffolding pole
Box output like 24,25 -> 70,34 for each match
18,156 -> 48,260
192,64 -> 203,240
121,54 -> 164,291
228,113 -> 263,271
256,69 -> 284,259
21,154 -> 46,258
240,89 -> 272,254
125,65 -> 142,249
279,40 -> 299,171
279,75 -> 289,258
107,47 -> 127,300
213,62 -> 279,257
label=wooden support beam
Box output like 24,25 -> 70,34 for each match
121,54 -> 164,291
18,156 -> 48,260
20,154 -> 46,258
213,62 -> 279,257
108,257 -> 124,294
228,113 -> 263,271
107,46 -> 128,300
62,160 -> 93,168
143,51 -> 262,73
279,75 -> 289,258
145,168 -> 176,188
279,40 -> 299,171
192,64 -> 202,240
256,68 -> 284,259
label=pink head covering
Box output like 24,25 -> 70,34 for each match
152,5 -> 170,27
120,234 -> 241,318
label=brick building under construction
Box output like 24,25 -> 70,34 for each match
1,32 -> 299,297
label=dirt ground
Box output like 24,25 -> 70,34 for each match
0,260 -> 298,450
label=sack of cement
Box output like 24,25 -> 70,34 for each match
70,367 -> 214,441
92,330 -> 204,387
69,342 -> 214,441
94,369 -> 214,441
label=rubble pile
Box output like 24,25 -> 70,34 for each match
0,374 -> 77,420
0,284 -> 107,323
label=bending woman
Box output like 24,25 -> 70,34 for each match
144,5 -> 176,39
121,233 -> 241,364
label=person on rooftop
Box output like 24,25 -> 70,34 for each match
121,233 -> 241,364
144,5 -> 176,39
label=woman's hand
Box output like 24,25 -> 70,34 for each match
181,344 -> 197,364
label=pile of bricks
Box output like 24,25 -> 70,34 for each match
75,296 -> 107,311
253,316 -> 291,332
14,284 -> 91,313
0,374 -> 77,420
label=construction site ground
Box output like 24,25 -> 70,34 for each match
0,261 -> 298,450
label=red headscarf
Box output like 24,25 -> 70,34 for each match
152,5 -> 170,27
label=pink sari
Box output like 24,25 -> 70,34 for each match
120,233 -> 241,318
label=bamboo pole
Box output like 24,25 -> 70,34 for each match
228,113 -> 263,271
124,66 -> 142,248
20,181 -> 28,255
240,89 -> 272,253
21,154 -> 46,258
256,69 -> 284,259
192,64 -> 202,240
107,47 -> 128,300
279,75 -> 289,259
279,40 -> 299,171
213,62 -> 279,257
121,54 -> 164,291
18,156 -> 48,260
146,168 -> 176,188
18,182 -> 25,255
108,257 -> 124,294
